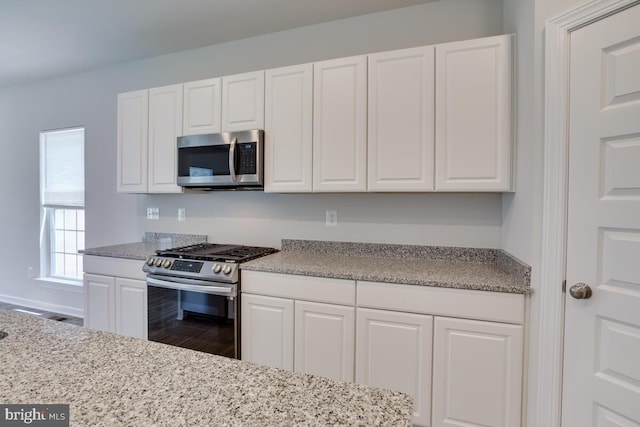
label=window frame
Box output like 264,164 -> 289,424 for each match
39,127 -> 85,284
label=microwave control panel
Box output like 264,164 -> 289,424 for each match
238,143 -> 257,174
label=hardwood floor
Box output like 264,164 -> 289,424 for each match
0,302 -> 83,326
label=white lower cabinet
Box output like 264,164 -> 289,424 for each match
83,256 -> 148,340
241,271 -> 356,382
432,317 -> 523,427
241,272 -> 526,427
356,308 -> 432,427
295,300 -> 354,382
84,274 -> 116,333
241,293 -> 294,371
115,278 -> 148,340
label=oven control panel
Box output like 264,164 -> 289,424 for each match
170,260 -> 203,273
143,257 -> 239,283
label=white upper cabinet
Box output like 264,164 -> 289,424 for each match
117,85 -> 183,194
148,84 -> 183,193
183,77 -> 221,135
435,34 -> 513,191
313,56 -> 367,192
368,46 -> 435,192
117,89 -> 148,193
222,71 -> 265,132
264,64 -> 313,192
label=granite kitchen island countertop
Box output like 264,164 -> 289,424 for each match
242,240 -> 532,294
0,310 -> 412,426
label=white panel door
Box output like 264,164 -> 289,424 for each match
368,46 -> 435,191
264,64 -> 313,192
183,77 -> 221,135
356,308 -> 432,427
83,274 -> 116,333
115,278 -> 147,340
148,84 -> 183,193
435,34 -> 512,191
313,55 -> 367,192
432,317 -> 523,427
116,89 -> 148,193
241,294 -> 294,370
563,4 -> 640,426
222,71 -> 265,132
294,301 -> 355,382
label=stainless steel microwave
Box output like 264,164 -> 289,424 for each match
177,130 -> 264,189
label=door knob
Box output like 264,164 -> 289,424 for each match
569,283 -> 592,299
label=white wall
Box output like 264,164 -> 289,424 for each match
0,0 -> 504,314
502,0 -> 591,425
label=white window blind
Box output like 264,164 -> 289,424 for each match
41,128 -> 85,207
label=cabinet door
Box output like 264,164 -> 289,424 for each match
222,71 -> 265,132
356,308 -> 432,427
313,56 -> 367,192
148,84 -> 183,193
368,46 -> 435,191
435,34 -> 512,191
432,317 -> 523,427
115,278 -> 148,340
241,294 -> 294,370
83,273 -> 116,333
183,77 -> 222,135
264,64 -> 313,192
294,301 -> 354,382
117,89 -> 148,193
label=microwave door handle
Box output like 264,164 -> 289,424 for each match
229,137 -> 238,182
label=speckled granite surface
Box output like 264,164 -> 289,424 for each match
81,233 -> 207,261
242,240 -> 531,294
0,310 -> 412,426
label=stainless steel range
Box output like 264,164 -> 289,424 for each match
143,243 -> 277,359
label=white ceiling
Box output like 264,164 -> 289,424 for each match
0,0 -> 436,89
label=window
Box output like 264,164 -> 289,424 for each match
40,128 -> 85,281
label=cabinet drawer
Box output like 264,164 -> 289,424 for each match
242,271 -> 355,305
357,281 -> 524,324
83,255 -> 147,281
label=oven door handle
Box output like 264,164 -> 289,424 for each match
146,276 -> 236,297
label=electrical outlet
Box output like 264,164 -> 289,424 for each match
27,267 -> 34,278
147,207 -> 159,220
326,210 -> 338,227
178,208 -> 186,222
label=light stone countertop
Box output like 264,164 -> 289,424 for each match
241,240 -> 531,294
81,233 -> 207,261
0,310 -> 412,427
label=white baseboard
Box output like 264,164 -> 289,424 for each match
0,294 -> 84,318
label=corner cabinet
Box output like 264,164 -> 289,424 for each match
117,89 -> 148,193
435,34 -> 513,191
241,271 -> 526,427
83,255 -> 148,340
117,84 -> 183,193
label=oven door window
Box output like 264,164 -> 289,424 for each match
178,145 -> 230,177
147,285 -> 236,358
